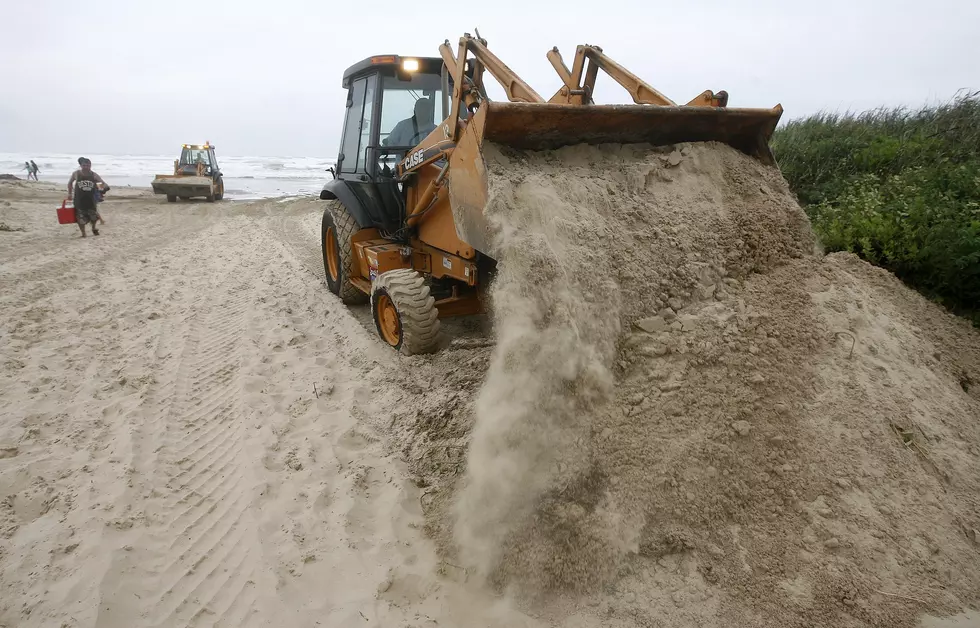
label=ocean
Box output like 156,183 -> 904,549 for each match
0,153 -> 337,200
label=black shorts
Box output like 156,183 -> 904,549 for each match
75,198 -> 99,225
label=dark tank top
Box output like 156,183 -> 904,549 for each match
74,170 -> 98,209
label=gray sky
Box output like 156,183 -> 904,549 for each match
2,0 -> 977,157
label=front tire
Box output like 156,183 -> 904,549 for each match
215,177 -> 224,201
166,194 -> 176,203
320,200 -> 368,304
371,269 -> 440,355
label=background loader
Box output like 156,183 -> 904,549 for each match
152,143 -> 225,202
319,33 -> 783,354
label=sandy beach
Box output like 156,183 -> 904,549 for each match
2,171 -> 979,628
0,179 -> 536,627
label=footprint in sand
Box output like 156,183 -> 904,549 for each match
344,466 -> 382,538
312,480 -> 336,513
336,426 -> 374,452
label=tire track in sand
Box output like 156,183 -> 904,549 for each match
145,279 -> 258,628
0,206 -> 225,311
257,206 -> 325,284
255,206 -> 385,337
96,229 -> 273,628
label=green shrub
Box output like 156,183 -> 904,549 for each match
772,91 -> 980,317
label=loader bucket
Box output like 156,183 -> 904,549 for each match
151,175 -> 214,198
447,100 -> 784,258
481,101 -> 783,164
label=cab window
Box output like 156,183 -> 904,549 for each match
340,74 -> 379,174
379,72 -> 443,148
180,148 -> 212,166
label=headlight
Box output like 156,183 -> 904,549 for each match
402,59 -> 420,72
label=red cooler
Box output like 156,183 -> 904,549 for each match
57,200 -> 76,225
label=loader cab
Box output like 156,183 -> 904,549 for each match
324,55 -> 448,234
177,144 -> 220,178
337,55 -> 446,176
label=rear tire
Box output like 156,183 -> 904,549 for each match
371,269 -> 440,355
321,200 -> 368,304
166,194 -> 176,203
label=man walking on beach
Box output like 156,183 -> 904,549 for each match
68,158 -> 109,237
30,160 -> 39,181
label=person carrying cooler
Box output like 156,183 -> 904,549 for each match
68,157 -> 109,237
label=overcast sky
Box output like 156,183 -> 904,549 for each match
1,0 -> 976,157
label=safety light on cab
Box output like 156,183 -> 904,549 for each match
401,58 -> 419,72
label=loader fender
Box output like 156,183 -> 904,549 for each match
319,179 -> 371,228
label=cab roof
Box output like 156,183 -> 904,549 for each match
342,55 -> 443,88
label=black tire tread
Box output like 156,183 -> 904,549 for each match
372,269 -> 440,355
323,200 -> 368,304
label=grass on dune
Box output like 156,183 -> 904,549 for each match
772,90 -> 980,320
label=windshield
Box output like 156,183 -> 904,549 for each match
379,73 -> 444,148
179,148 -> 212,166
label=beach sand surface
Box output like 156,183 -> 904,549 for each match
0,180 -> 534,628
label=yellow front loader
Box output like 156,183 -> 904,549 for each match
318,33 -> 783,354
151,143 -> 226,203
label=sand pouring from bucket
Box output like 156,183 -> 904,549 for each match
417,34 -> 783,257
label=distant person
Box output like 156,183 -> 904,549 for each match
68,157 -> 110,237
30,160 -> 39,181
385,98 -> 437,149
23,161 -> 34,181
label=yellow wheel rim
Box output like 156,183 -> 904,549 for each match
376,294 -> 401,346
325,227 -> 339,281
